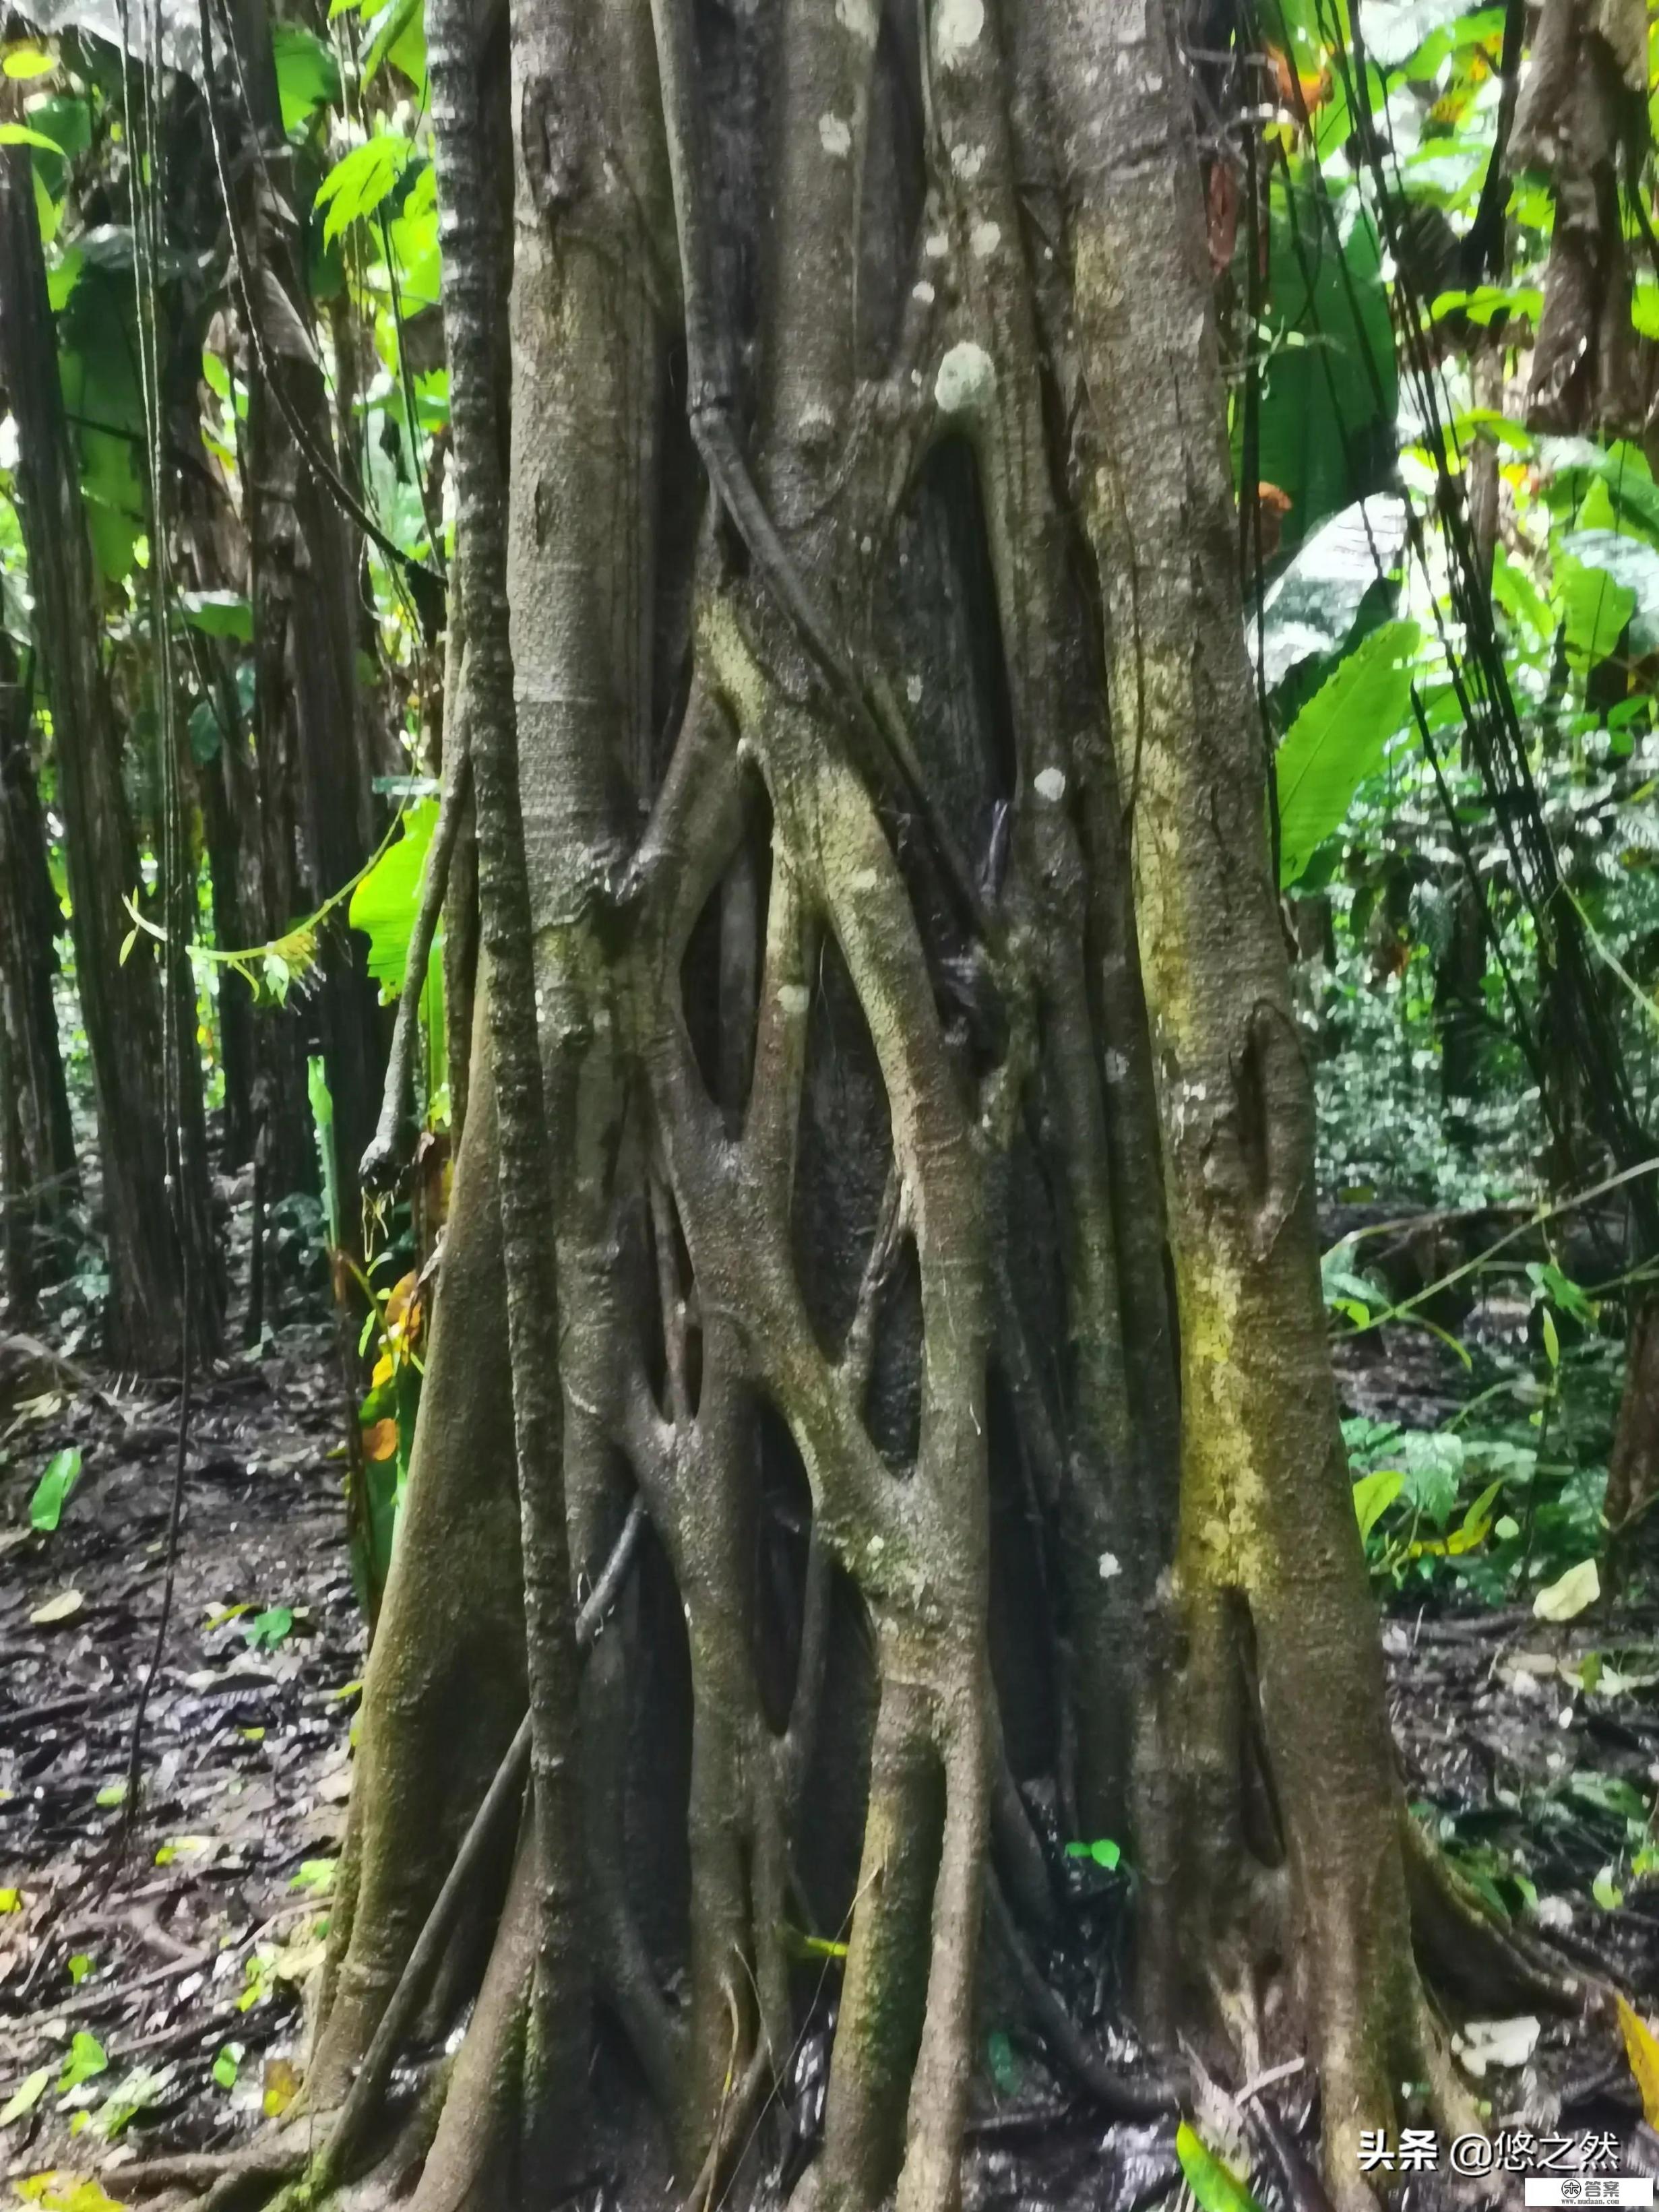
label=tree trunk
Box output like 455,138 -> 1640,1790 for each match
234,7 -> 1567,2212
0,639 -> 77,1313
0,136 -> 220,1371
212,0 -> 386,1248
0,641 -> 77,1182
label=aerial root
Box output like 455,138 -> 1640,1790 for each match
114,2143 -> 307,2202
986,1874 -> 1183,2117
1402,1811 -> 1590,2015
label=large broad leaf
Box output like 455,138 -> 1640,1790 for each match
314,133 -> 413,246
1555,553 -> 1635,676
58,267 -> 147,583
349,798 -> 437,999
1259,493 -> 1407,691
272,24 -> 340,135
1559,529 -> 1659,656
1252,170 -> 1398,557
1276,617 -> 1420,885
362,0 -> 425,92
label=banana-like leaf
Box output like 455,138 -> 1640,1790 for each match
1276,618 -> 1420,885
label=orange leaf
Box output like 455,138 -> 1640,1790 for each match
1618,1994 -> 1659,2128
361,1418 -> 398,1463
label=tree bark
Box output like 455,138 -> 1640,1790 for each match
0,641 -> 77,1243
238,10 -> 1551,2212
212,0 -> 386,1247
0,136 -> 220,1370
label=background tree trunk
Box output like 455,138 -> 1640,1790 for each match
0,635 -> 77,1313
0,135 -> 220,1371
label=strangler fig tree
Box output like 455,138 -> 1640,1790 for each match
162,3 -> 1582,2211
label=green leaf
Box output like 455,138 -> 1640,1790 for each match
3,46 -> 56,77
1063,1837 -> 1122,1868
1175,2120 -> 1265,2212
211,2045 -> 241,2090
348,798 -> 437,1000
362,0 -> 425,89
985,2029 -> 1022,2094
187,699 -> 224,768
0,123 -> 65,150
1594,1864 -> 1625,1910
56,2033 -> 107,2095
313,133 -> 412,246
272,23 -> 340,134
1559,530 -> 1659,656
309,1056 -> 340,1249
1276,619 -> 1420,885
66,1955 -> 92,1986
1445,1477 -> 1503,1554
1352,1467 -> 1404,1544
245,1606 -> 294,1651
0,2068 -> 51,2124
1250,177 -> 1398,556
1555,553 -> 1635,676
29,1448 -> 83,1534
288,1858 -> 336,1893
178,590 -> 253,643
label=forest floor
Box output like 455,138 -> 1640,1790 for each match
2,1221 -> 1659,2205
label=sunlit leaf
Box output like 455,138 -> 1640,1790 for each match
1175,2120 -> 1264,2212
1619,1996 -> 1659,2127
272,22 -> 340,133
1534,1558 -> 1600,1623
1352,1467 -> 1404,1544
314,133 -> 413,246
29,1447 -> 83,1534
30,1587 -> 84,1625
55,2034 -> 106,2095
0,2068 -> 51,2124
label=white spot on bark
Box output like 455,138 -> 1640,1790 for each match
818,112 -> 852,158
912,278 -> 936,304
949,141 -> 987,180
1104,1048 -> 1129,1083
850,867 -> 879,893
970,219 -> 1001,259
935,0 -> 984,65
1098,1550 -> 1121,1581
778,983 -> 811,1016
935,339 -> 995,415
906,674 -> 923,704
835,0 -> 878,40
925,231 -> 949,259
1034,765 -> 1067,802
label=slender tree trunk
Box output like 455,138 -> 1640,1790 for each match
0,640 -> 77,1313
0,137 -> 220,1370
0,643 -> 77,1199
214,0 -> 385,1249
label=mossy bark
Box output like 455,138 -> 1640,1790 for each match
222,11 -> 1513,2212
